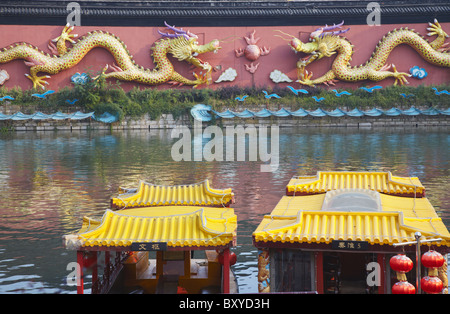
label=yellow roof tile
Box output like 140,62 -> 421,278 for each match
111,180 -> 234,209
253,209 -> 450,246
64,206 -> 237,250
286,171 -> 425,197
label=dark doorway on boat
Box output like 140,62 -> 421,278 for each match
323,252 -> 378,294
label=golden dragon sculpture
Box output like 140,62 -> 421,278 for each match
0,22 -> 220,89
282,20 -> 450,86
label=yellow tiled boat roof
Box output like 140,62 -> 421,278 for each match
286,171 -> 425,197
111,180 -> 234,209
63,206 -> 237,250
254,173 -> 450,247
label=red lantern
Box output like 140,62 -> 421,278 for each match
218,251 -> 237,266
390,254 -> 414,272
392,281 -> 416,294
390,254 -> 414,281
421,276 -> 443,294
421,250 -> 445,269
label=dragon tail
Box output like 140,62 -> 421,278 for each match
0,43 -> 53,67
369,27 -> 450,69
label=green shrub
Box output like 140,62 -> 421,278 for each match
94,102 -> 124,121
0,79 -> 449,120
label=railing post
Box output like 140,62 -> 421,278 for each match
222,248 -> 230,294
415,232 -> 422,294
91,251 -> 98,294
315,251 -> 324,294
76,250 -> 84,294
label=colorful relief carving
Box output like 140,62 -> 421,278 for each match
71,72 -> 90,85
409,66 -> 428,79
0,21 -> 448,91
287,85 -> 308,95
65,99 -> 79,105
0,69 -> 10,85
312,96 -> 325,103
0,95 -> 14,101
359,86 -> 383,93
0,22 -> 220,89
31,90 -> 55,99
269,69 -> 293,83
285,20 -> 450,86
215,67 -> 238,83
432,87 -> 450,95
257,249 -> 270,293
235,30 -> 270,74
262,90 -> 281,99
234,95 -> 248,101
331,89 -> 351,97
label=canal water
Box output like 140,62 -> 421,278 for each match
0,126 -> 448,293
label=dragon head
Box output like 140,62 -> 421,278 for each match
284,21 -> 350,83
190,39 -> 221,74
290,21 -> 350,67
289,37 -> 322,69
159,22 -> 221,81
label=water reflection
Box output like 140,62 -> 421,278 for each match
0,126 -> 448,293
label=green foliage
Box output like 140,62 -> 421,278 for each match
0,80 -> 449,120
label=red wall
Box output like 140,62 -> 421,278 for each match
0,23 -> 449,91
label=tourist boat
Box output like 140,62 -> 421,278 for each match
63,180 -> 238,294
253,171 -> 450,294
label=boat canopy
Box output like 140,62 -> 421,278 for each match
286,171 -> 425,197
64,206 -> 236,250
64,180 -> 236,251
111,179 -> 234,209
254,172 -> 450,249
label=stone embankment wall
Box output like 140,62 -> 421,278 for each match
1,113 -> 449,131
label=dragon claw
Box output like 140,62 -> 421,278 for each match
25,73 -> 51,90
437,42 -> 450,52
391,64 -> 410,86
168,81 -> 184,87
296,68 -> 315,86
92,65 -> 109,81
323,79 -> 338,86
109,63 -> 123,72
52,23 -> 78,44
48,41 -> 59,55
427,19 -> 448,38
192,71 -> 210,88
379,63 -> 392,72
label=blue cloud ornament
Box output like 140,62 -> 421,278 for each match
71,72 -> 90,85
409,66 -> 427,79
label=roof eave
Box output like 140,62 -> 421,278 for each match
1,1 -> 449,26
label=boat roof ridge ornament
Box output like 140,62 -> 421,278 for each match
321,188 -> 382,212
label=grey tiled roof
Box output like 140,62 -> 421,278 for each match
1,1 -> 449,26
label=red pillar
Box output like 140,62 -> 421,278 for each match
91,252 -> 98,294
377,253 -> 385,294
316,251 -> 324,294
76,251 -> 84,294
222,248 -> 230,294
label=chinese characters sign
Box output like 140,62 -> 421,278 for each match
331,240 -> 369,251
131,242 -> 167,251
